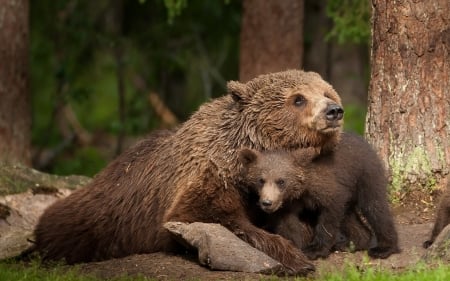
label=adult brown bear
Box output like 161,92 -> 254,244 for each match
238,132 -> 400,260
34,70 -> 344,275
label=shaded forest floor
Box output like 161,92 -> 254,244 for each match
74,190 -> 439,281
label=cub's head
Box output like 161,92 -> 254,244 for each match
238,147 -> 317,213
228,70 -> 343,153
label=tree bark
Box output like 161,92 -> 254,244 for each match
0,0 -> 31,165
366,0 -> 450,192
239,0 -> 304,82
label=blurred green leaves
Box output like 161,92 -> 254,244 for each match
30,0 -> 240,175
29,0 -> 369,176
164,0 -> 188,24
326,0 -> 371,44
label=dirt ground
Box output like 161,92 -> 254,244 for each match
78,191 -> 440,281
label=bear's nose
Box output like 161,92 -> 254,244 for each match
261,199 -> 273,207
325,104 -> 344,121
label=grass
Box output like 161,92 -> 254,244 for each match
0,260 -> 150,281
0,260 -> 449,281
316,262 -> 450,281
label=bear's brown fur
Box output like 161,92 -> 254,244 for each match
263,209 -> 373,254
34,70 -> 343,275
333,210 -> 374,252
238,132 -> 399,260
423,178 -> 450,248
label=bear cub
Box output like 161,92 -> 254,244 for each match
239,132 -> 400,259
423,178 -> 450,248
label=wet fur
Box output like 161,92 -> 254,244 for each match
34,70 -> 343,276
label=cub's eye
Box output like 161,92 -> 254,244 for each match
276,179 -> 285,187
324,92 -> 331,99
258,178 -> 265,185
293,95 -> 306,107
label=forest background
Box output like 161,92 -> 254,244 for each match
1,1 -> 450,278
20,0 -> 370,177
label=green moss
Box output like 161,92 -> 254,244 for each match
389,137 -> 439,199
0,164 -> 91,196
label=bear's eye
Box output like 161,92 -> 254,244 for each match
293,95 -> 306,107
276,179 -> 285,187
258,178 -> 265,185
324,92 -> 331,99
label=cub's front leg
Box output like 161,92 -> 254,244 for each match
302,201 -> 346,259
266,211 -> 314,250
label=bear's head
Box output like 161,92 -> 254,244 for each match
238,147 -> 317,213
228,70 -> 344,153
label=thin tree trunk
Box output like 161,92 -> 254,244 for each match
0,0 -> 31,165
366,0 -> 450,192
239,0 -> 304,82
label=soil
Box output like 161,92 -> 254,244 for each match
73,191 -> 443,281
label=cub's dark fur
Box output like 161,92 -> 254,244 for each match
423,178 -> 450,248
239,132 -> 400,259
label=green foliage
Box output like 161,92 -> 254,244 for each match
30,0 -> 240,176
343,104 -> 367,135
30,0 -> 369,177
326,0 -> 371,44
164,0 -> 188,24
51,146 -> 107,177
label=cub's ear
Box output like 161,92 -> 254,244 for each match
292,147 -> 320,166
238,148 -> 258,166
227,81 -> 248,103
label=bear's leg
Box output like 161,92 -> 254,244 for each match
166,200 -> 315,276
359,193 -> 400,258
164,168 -> 315,276
34,199 -> 102,264
269,212 -> 314,249
334,210 -> 374,252
302,203 -> 345,259
232,218 -> 315,276
423,201 -> 450,248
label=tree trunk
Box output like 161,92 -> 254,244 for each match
366,0 -> 450,193
0,0 -> 31,165
239,0 -> 304,82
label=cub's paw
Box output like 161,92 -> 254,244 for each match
303,244 -> 331,260
368,246 -> 400,259
332,233 -> 350,252
282,259 -> 315,276
423,240 -> 433,249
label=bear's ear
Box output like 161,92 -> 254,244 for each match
292,147 -> 320,166
238,148 -> 258,166
227,81 -> 249,103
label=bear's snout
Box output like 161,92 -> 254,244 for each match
261,199 -> 273,207
325,104 -> 344,121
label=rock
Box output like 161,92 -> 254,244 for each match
0,190 -> 74,260
164,221 -> 283,274
422,224 -> 450,262
0,164 -> 91,260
